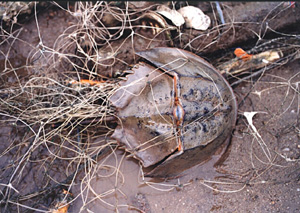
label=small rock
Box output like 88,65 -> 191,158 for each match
282,147 -> 290,152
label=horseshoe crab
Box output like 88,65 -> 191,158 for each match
110,47 -> 237,178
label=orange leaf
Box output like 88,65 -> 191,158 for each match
52,205 -> 69,213
79,79 -> 105,86
234,48 -> 253,61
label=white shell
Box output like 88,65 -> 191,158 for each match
156,5 -> 185,27
178,6 -> 211,30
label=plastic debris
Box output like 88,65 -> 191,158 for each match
215,1 -> 225,25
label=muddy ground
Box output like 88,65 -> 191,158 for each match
0,2 -> 300,213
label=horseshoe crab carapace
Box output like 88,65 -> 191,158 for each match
110,47 -> 237,178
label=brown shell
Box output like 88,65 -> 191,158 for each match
110,47 -> 237,178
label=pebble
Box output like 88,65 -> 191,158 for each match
282,147 -> 290,152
